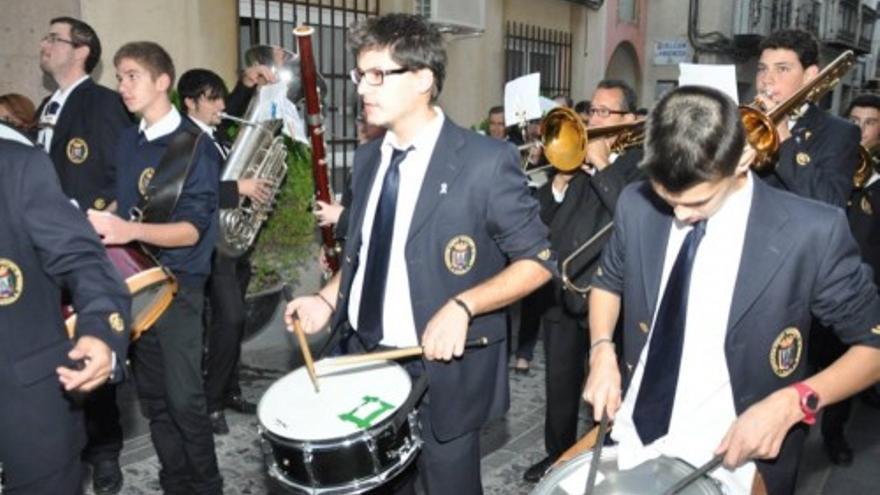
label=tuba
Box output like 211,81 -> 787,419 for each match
741,50 -> 856,171
216,45 -> 325,257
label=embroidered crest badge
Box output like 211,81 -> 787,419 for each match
444,235 -> 477,275
138,167 -> 155,197
66,137 -> 89,164
796,152 -> 811,166
769,327 -> 803,378
108,312 -> 125,333
0,259 -> 24,306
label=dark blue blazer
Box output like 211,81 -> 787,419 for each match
761,103 -> 860,208
37,78 -> 132,211
331,118 -> 555,440
0,140 -> 131,489
593,176 -> 880,494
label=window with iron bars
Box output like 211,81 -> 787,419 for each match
237,0 -> 380,193
505,22 -> 572,103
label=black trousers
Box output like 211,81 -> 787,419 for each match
132,285 -> 222,495
810,324 -> 852,439
204,252 -> 251,412
82,382 -> 122,463
542,310 -> 591,459
5,455 -> 82,495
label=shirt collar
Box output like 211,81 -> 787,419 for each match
381,106 -> 445,153
139,106 -> 182,142
189,115 -> 214,136
47,75 -> 90,112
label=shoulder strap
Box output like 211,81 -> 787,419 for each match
135,127 -> 203,224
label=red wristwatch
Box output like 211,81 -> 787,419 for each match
791,382 -> 820,425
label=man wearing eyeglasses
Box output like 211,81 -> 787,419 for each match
523,79 -> 644,483
36,16 -> 131,495
285,13 -> 554,494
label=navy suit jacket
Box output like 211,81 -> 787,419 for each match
331,117 -> 555,440
593,176 -> 880,494
0,140 -> 131,489
37,79 -> 132,211
761,103 -> 860,208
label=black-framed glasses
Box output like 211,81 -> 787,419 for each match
350,67 -> 410,86
589,107 -> 629,118
41,33 -> 79,46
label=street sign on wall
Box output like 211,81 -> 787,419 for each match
654,39 -> 690,65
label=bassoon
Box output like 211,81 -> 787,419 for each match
294,25 -> 339,273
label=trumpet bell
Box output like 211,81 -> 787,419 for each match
542,107 -> 587,172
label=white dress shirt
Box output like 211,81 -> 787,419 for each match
612,172 -> 757,494
37,75 -> 90,152
140,107 -> 182,142
348,108 -> 445,348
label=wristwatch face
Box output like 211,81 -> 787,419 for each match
804,392 -> 819,412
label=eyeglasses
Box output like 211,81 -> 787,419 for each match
41,33 -> 79,46
589,107 -> 629,118
350,67 -> 410,86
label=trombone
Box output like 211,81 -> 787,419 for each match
560,222 -> 614,294
741,50 -> 856,171
541,106 -> 645,172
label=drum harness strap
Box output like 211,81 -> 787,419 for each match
129,126 -> 204,264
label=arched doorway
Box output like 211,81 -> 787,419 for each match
606,41 -> 642,108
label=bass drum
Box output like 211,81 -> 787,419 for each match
531,447 -> 723,495
64,244 -> 177,340
258,359 -> 421,494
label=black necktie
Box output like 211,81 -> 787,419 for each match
357,146 -> 413,349
46,101 -> 60,116
633,220 -> 707,445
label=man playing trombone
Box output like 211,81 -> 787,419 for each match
523,79 -> 643,483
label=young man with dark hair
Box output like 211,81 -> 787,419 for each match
285,13 -> 554,493
36,16 -> 132,494
177,68 -> 270,434
88,41 -> 223,494
584,85 -> 880,495
755,29 -> 860,207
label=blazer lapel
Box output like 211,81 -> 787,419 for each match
640,188 -> 673,318
348,143 -> 383,250
407,119 -> 466,242
51,79 -> 91,151
727,178 -> 793,332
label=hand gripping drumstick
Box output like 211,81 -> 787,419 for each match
320,337 -> 490,367
283,286 -> 320,393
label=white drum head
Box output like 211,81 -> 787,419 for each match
259,359 -> 413,441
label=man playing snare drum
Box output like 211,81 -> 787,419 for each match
583,85 -> 880,494
285,13 -> 554,494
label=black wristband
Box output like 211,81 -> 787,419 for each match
451,297 -> 473,322
314,292 -> 335,312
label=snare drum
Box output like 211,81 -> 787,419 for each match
531,447 -> 723,495
64,245 -> 177,340
258,359 -> 421,494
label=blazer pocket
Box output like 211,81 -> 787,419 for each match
13,339 -> 74,387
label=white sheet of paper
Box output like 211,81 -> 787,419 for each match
539,96 -> 561,114
558,464 -> 606,495
253,81 -> 308,144
504,73 -> 542,127
678,63 -> 739,104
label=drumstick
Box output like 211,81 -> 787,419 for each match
319,337 -> 490,367
660,454 -> 723,495
293,318 -> 320,393
283,285 -> 319,393
583,411 -> 610,495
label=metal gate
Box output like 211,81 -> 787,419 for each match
237,0 -> 380,192
505,21 -> 572,99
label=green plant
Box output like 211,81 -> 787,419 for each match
248,138 -> 318,292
